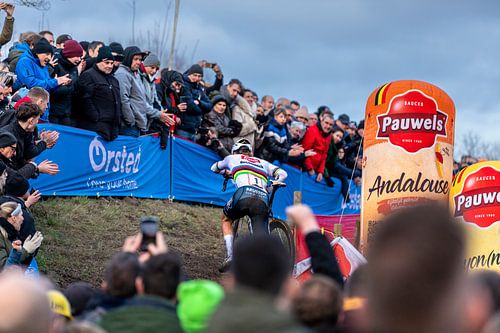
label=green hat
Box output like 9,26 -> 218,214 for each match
177,280 -> 224,333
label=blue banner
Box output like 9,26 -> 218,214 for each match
32,125 -> 170,199
31,125 -> 360,217
169,136 -> 360,219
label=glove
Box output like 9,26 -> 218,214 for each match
22,232 -> 43,254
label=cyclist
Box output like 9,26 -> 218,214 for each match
211,139 -> 287,271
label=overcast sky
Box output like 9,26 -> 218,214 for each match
8,0 -> 500,152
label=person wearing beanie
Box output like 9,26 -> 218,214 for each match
74,46 -> 121,141
115,46 -> 173,137
109,42 -> 124,71
177,280 -> 224,333
139,53 -> 171,148
15,38 -> 72,97
48,39 -> 84,125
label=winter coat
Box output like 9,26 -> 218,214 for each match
231,94 -> 259,147
139,67 -> 162,110
114,47 -> 161,131
205,287 -> 308,333
256,118 -> 290,163
7,42 -> 30,73
0,153 -> 37,179
155,70 -> 204,134
182,73 -> 212,113
15,50 -> 59,92
75,64 -> 121,141
203,110 -> 234,152
0,16 -> 14,47
49,55 -> 79,118
301,123 -> 331,174
0,121 -> 47,171
98,295 -> 182,333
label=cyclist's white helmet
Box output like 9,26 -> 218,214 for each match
232,139 -> 253,154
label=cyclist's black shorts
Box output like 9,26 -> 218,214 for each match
223,186 -> 270,234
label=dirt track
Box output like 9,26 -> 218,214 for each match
33,197 -> 225,287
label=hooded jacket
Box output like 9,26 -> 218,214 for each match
7,41 -> 29,73
114,47 -> 159,131
15,50 -> 59,92
156,70 -> 203,134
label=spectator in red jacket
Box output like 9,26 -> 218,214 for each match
301,113 -> 333,182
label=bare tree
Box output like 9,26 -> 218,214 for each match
14,0 -> 51,10
459,132 -> 500,160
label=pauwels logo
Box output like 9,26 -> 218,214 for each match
453,166 -> 500,228
376,89 -> 448,153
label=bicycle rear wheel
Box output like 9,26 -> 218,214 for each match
269,218 -> 295,266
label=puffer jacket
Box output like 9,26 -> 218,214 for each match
301,123 -> 331,174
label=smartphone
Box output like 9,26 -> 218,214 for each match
140,216 -> 159,252
205,62 -> 216,68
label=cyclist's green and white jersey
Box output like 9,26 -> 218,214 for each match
211,154 -> 287,191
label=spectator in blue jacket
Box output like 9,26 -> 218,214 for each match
256,107 -> 302,163
15,38 -> 71,95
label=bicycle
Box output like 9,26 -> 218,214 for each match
222,175 -> 295,265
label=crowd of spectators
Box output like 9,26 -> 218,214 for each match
0,4 -> 365,210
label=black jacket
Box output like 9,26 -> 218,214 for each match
49,55 -> 79,118
156,70 -> 202,134
75,64 -> 121,141
0,121 -> 46,171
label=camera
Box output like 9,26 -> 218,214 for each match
140,216 -> 159,252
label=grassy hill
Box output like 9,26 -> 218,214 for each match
32,197 -> 225,287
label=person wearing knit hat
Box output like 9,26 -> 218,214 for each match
109,41 -> 124,64
295,106 -> 310,126
5,172 -> 29,198
143,53 -> 160,69
49,39 -> 83,125
96,45 -> 115,64
0,131 -> 16,149
15,38 -> 71,94
76,45 -> 121,141
62,40 -> 84,60
177,280 -> 224,333
186,64 -> 203,76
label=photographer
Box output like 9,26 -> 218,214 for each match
197,127 -> 230,159
202,95 -> 242,152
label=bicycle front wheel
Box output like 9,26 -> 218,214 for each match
269,218 -> 295,265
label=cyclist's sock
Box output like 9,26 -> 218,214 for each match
224,234 -> 234,257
